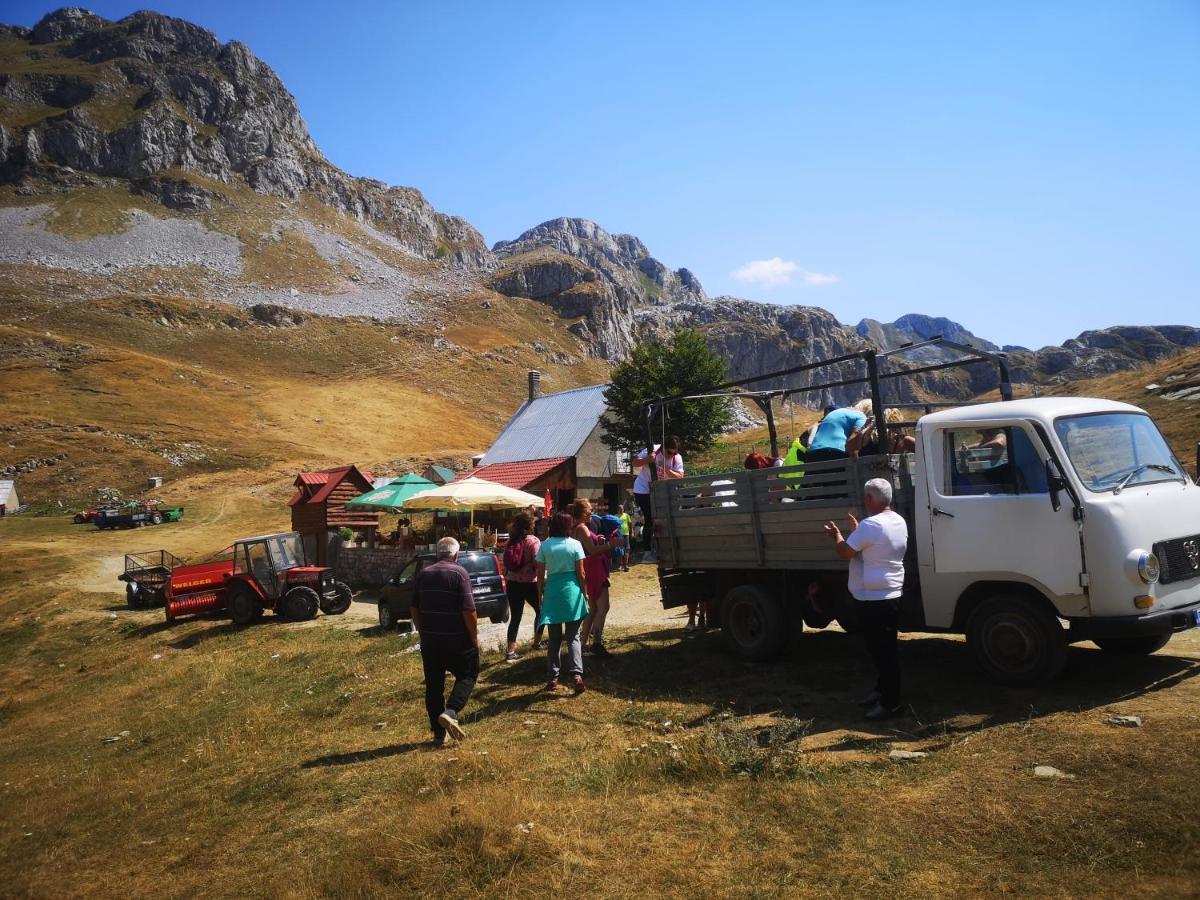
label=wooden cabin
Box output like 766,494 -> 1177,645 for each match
288,465 -> 378,564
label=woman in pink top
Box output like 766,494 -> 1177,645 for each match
503,512 -> 543,661
571,498 -> 613,657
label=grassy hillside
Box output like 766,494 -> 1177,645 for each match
0,276 -> 606,515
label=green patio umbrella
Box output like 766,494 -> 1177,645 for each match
345,473 -> 436,510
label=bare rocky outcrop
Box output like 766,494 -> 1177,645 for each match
1,8 -> 492,268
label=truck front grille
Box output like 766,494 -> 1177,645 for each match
1154,533 -> 1200,585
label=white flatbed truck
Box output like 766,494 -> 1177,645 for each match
649,343 -> 1200,683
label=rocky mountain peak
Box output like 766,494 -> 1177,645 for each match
1,7 -> 490,267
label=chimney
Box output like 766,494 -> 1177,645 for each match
528,370 -> 541,402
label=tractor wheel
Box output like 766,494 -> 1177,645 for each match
319,581 -> 353,615
73,514 -> 85,524
281,586 -> 320,622
150,514 -> 163,526
228,585 -> 264,626
1094,634 -> 1172,655
378,603 -> 395,631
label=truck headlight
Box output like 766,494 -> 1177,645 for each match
1137,552 -> 1160,584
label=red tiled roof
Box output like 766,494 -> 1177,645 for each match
289,465 -> 375,506
459,457 -> 570,491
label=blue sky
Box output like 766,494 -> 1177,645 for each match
9,2 -> 1199,348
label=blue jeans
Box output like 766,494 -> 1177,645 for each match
546,619 -> 583,681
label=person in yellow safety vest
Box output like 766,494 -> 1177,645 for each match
780,434 -> 807,485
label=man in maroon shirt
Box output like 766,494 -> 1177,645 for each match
411,537 -> 479,745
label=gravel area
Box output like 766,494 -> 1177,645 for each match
0,205 -> 243,276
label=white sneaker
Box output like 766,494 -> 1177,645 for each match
437,711 -> 466,741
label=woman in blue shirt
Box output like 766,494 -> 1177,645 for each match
535,512 -> 591,694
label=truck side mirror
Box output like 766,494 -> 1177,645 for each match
1045,458 -> 1067,512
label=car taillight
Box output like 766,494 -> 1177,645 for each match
497,557 -> 507,593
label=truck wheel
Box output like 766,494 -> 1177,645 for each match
74,514 -> 85,524
228,585 -> 264,626
966,594 -> 1067,684
1094,634 -> 1171,655
126,583 -> 142,610
151,514 -> 163,526
281,586 -> 320,622
720,584 -> 788,662
488,599 -> 510,625
319,581 -> 353,615
378,603 -> 395,630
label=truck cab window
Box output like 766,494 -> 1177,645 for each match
946,426 -> 1047,496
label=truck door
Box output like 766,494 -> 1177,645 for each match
920,422 -> 1086,624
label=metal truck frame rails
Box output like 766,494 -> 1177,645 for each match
640,336 -> 1013,466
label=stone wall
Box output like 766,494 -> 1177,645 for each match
333,546 -> 412,589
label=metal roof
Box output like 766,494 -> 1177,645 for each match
479,384 -> 609,465
920,397 -> 1144,427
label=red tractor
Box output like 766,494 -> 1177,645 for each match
163,531 -> 353,625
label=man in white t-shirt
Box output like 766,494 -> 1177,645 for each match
824,477 -> 908,720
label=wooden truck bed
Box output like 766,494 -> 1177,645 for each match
651,455 -> 914,571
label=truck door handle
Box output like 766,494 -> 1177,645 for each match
932,506 -> 955,518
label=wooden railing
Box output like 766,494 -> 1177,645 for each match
651,455 -> 908,571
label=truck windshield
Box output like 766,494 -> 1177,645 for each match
1054,413 -> 1181,492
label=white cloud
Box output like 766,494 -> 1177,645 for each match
731,257 -> 839,289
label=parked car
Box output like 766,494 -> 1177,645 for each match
378,550 -> 509,630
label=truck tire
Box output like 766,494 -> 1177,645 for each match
488,599 -> 510,625
126,582 -> 142,609
320,580 -> 354,615
74,514 -> 85,524
378,602 -> 395,630
281,586 -> 320,622
1094,634 -> 1171,655
966,594 -> 1067,684
720,583 -> 788,662
151,514 -> 163,526
228,585 -> 264,626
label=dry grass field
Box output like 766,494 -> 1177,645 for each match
2,282 -> 1199,897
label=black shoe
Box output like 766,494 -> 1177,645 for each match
429,735 -> 446,749
591,643 -> 612,658
863,701 -> 902,721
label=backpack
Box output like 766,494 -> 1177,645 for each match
503,534 -> 529,573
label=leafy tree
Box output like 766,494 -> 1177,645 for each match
601,328 -> 733,455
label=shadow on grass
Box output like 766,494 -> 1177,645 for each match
301,740 -> 431,768
482,626 -> 1200,744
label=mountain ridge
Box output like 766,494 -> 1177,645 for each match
1,7 -> 1197,408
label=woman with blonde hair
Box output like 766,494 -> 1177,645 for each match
571,498 -> 613,657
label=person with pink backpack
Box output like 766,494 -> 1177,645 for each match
503,512 -> 543,661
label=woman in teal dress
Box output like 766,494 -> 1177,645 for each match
536,511 -> 591,694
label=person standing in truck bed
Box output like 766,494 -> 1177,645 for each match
807,404 -> 868,462
824,478 -> 909,721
